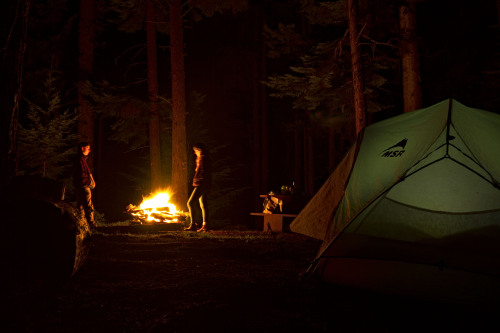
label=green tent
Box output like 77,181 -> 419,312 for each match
291,99 -> 500,305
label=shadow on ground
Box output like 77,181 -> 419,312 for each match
3,227 -> 499,332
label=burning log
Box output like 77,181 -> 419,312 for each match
125,191 -> 187,224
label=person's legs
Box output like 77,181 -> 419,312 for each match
199,193 -> 208,223
76,187 -> 95,227
75,189 -> 84,215
197,188 -> 209,232
83,187 -> 95,227
186,187 -> 201,230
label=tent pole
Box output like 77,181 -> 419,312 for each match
445,98 -> 453,157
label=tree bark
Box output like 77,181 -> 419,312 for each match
146,0 -> 162,193
250,5 -> 269,210
8,0 -> 31,178
169,0 -> 188,210
259,14 -> 268,197
293,110 -> 302,193
304,128 -> 314,197
399,1 -> 422,113
328,128 -> 335,173
77,0 -> 95,162
252,7 -> 262,208
347,0 -> 366,135
497,0 -> 500,32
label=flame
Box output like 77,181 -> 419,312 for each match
139,192 -> 176,212
127,190 -> 185,223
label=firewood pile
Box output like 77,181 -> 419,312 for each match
125,204 -> 188,224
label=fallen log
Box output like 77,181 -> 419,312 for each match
126,206 -> 172,214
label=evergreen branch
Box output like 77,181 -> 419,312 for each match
360,34 -> 399,49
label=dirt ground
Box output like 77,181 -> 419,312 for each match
3,224 -> 499,333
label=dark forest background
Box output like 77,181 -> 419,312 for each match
1,0 -> 500,227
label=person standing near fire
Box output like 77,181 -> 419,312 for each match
184,142 -> 212,232
73,142 -> 96,228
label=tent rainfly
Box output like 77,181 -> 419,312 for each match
291,99 -> 500,306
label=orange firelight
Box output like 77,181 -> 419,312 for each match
126,190 -> 186,223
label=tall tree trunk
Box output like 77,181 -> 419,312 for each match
77,0 -> 95,163
146,0 -> 162,193
169,0 -> 188,209
304,128 -> 314,197
497,0 -> 500,32
328,128 -> 335,173
252,7 -> 262,208
251,5 -> 268,210
347,0 -> 366,135
259,15 -> 268,196
399,1 -> 422,113
8,0 -> 31,179
252,86 -> 261,208
293,110 -> 302,193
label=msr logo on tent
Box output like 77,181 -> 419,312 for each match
381,138 -> 407,157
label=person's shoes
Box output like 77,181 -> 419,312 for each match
183,224 -> 197,231
197,224 -> 208,232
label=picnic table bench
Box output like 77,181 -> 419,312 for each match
250,212 -> 298,232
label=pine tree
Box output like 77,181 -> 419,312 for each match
264,0 -> 403,193
18,67 -> 78,180
265,0 -> 401,125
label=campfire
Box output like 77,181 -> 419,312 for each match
126,191 -> 187,224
